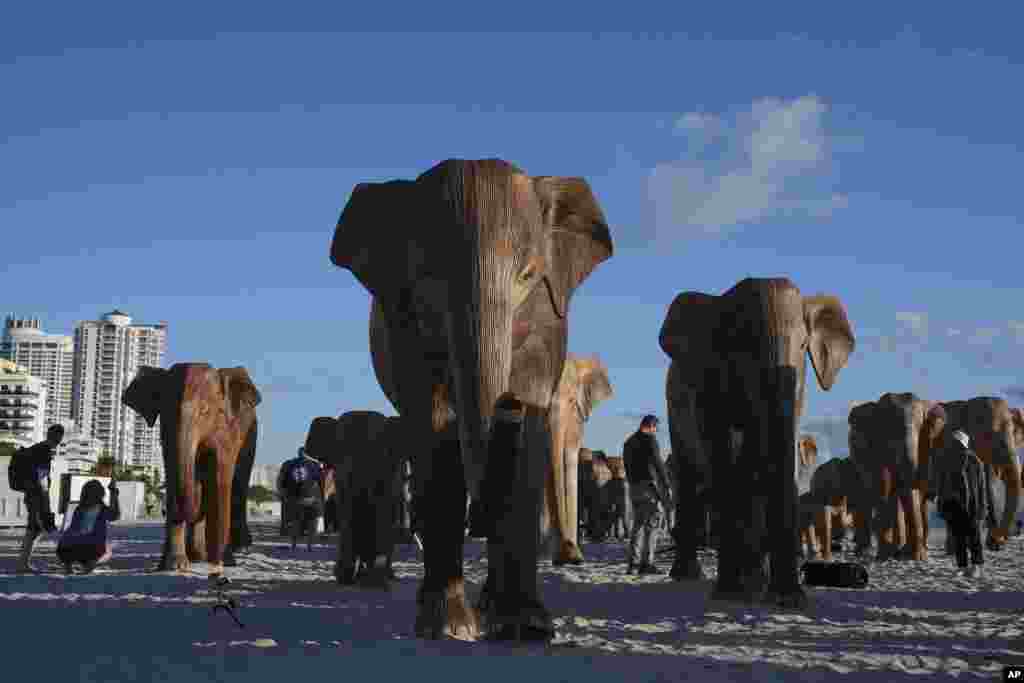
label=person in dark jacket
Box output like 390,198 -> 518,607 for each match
57,479 -> 121,574
280,447 -> 324,551
939,430 -> 990,578
622,415 -> 673,575
15,423 -> 65,574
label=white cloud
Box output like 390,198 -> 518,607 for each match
648,94 -> 846,236
1008,320 -> 1024,344
895,311 -> 929,338
946,328 -> 962,337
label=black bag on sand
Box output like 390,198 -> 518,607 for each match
801,560 -> 869,588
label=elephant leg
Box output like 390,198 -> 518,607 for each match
553,443 -> 584,566
335,486 -> 358,585
154,519 -> 191,572
711,424 -> 747,599
876,468 -> 899,561
414,429 -> 479,641
669,469 -> 706,581
205,458 -> 235,577
814,507 -> 828,560
359,486 -> 395,589
187,518 -> 208,562
899,487 -> 925,561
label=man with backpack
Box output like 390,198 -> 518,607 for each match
938,430 -> 990,578
8,424 -> 65,573
277,447 -> 324,551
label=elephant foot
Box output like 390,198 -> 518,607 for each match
710,584 -> 761,605
485,600 -> 555,643
669,557 -> 706,581
152,553 -> 191,573
357,555 -> 392,590
414,578 -> 480,641
552,542 -> 585,567
335,563 -> 358,586
765,586 -> 808,609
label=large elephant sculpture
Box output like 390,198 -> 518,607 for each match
545,354 -> 614,565
929,397 -> 1024,549
660,278 -> 855,607
304,413 -> 410,586
846,393 -> 946,561
122,363 -> 261,579
330,158 -> 614,641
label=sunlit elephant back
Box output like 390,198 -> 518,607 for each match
122,363 -> 261,578
847,393 -> 945,561
932,397 -> 1023,548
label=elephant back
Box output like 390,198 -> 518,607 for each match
305,416 -> 340,462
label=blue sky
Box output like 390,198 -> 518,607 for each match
3,5 -> 1023,466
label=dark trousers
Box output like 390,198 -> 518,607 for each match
946,503 -> 984,567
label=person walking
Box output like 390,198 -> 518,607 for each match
279,447 -> 324,551
938,430 -> 990,578
622,415 -> 672,575
11,424 -> 65,573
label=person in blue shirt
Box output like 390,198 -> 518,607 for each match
14,424 -> 65,574
278,447 -> 324,551
57,479 -> 120,574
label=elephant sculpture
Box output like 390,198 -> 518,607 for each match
798,454 -> 863,561
331,158 -> 613,640
660,278 -> 855,607
929,397 -> 1024,549
846,393 -> 946,561
304,413 -> 410,586
122,363 -> 261,579
577,450 -> 631,542
545,354 -> 614,565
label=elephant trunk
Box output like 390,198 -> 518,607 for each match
166,408 -> 199,524
993,432 -> 1020,538
447,294 -> 514,502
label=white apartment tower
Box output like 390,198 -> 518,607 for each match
0,359 -> 48,447
1,316 -> 75,428
72,311 -> 168,472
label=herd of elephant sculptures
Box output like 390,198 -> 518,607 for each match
117,158 -> 1024,643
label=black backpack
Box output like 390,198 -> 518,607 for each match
7,447 -> 32,493
802,560 -> 869,589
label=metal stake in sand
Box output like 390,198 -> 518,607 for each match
209,575 -> 245,628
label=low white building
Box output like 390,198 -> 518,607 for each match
0,359 -> 48,448
56,423 -> 103,474
0,453 -> 70,527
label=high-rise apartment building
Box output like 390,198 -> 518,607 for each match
0,359 -> 48,447
1,316 -> 74,428
72,310 -> 167,472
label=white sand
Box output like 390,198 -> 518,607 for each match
2,520 -> 1022,681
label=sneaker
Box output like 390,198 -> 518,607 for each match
970,565 -> 983,579
954,567 -> 968,577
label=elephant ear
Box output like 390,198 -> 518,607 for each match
576,356 -> 614,419
122,366 -> 168,428
330,180 -> 418,300
803,295 -> 855,391
921,402 -> 947,446
219,367 -> 261,420
658,291 -> 719,386
534,176 -> 613,318
847,401 -> 876,447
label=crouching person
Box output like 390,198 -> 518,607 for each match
57,479 -> 120,574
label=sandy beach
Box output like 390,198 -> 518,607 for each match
1,520 -> 1022,682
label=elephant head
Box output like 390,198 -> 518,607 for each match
797,434 -> 818,495
122,363 -> 261,572
330,159 -> 613,501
